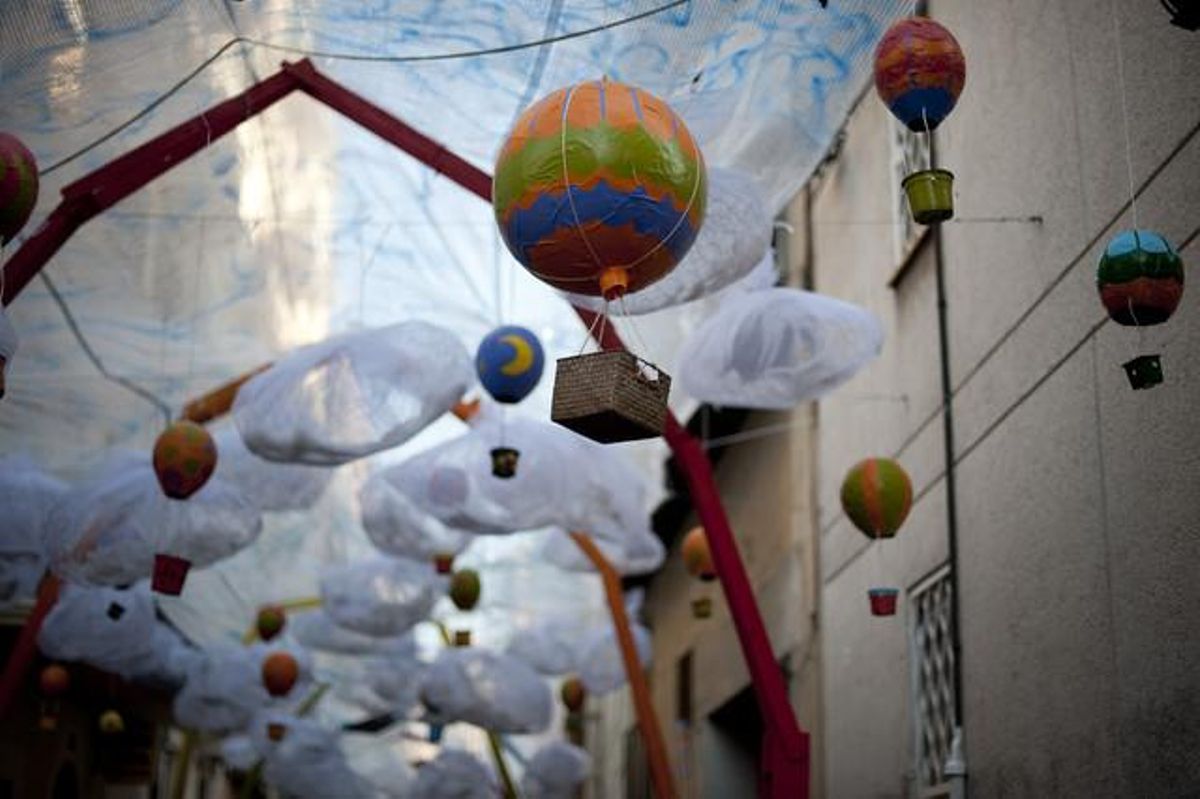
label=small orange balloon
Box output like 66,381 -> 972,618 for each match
560,676 -> 586,713
39,663 -> 70,697
681,527 -> 716,581
153,421 -> 218,500
261,652 -> 299,697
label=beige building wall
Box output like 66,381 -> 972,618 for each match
813,2 -> 1200,797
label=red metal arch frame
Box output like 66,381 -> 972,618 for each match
0,58 -> 809,799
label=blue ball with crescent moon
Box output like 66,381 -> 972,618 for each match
476,325 -> 545,404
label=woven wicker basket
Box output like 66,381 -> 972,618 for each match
551,350 -> 671,443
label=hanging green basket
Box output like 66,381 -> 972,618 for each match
902,168 -> 955,225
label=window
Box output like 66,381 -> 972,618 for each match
888,120 -> 929,267
676,650 -> 693,724
909,567 -> 957,797
624,726 -> 651,799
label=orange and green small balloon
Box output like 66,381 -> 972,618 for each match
153,421 -> 217,500
448,569 -> 481,612
840,457 -> 913,540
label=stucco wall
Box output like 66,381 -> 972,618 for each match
815,1 -> 1200,797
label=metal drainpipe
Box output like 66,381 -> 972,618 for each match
930,140 -> 968,797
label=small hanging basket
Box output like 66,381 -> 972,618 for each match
551,351 -> 671,443
267,722 -> 288,742
453,629 -> 472,647
902,168 -> 955,225
691,597 -> 713,619
490,447 -> 520,479
433,553 -> 455,575
428,723 -> 444,744
152,553 -> 191,596
868,587 -> 899,617
1122,354 -> 1164,390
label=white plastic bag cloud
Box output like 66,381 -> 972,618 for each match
173,646 -> 271,733
420,648 -> 552,734
678,287 -> 883,409
0,306 -> 18,396
522,742 -> 593,799
213,427 -> 333,512
504,615 -> 593,677
401,413 -> 655,553
540,527 -> 665,577
578,592 -> 652,697
46,459 -> 261,587
360,463 -> 470,561
413,749 -> 494,799
38,582 -> 196,683
289,608 -> 407,655
260,719 -> 369,799
320,557 -> 438,637
233,321 -> 473,465
565,169 -> 772,315
0,455 -> 66,601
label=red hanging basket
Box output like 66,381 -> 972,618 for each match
152,553 -> 192,595
868,587 -> 899,617
433,553 -> 455,575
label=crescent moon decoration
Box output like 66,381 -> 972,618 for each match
499,334 -> 535,376
476,326 -> 545,405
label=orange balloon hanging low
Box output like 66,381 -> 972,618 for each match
560,676 -> 586,713
153,421 -> 218,500
681,526 -> 716,581
261,652 -> 299,697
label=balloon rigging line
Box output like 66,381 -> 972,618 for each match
240,0 -> 691,63
1108,0 -> 1140,229
357,222 -> 395,325
38,273 -> 174,426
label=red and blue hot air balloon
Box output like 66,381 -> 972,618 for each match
476,325 -> 545,405
874,18 -> 966,133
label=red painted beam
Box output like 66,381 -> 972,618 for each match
2,65 -> 301,306
575,308 -> 809,798
282,60 -> 493,202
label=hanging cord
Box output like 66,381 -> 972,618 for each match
39,273 -> 172,425
1109,0 -> 1140,229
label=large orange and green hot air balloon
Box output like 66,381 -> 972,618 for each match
494,78 -> 706,301
0,132 -> 38,245
840,458 -> 913,541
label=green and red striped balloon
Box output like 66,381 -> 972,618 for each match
840,457 -> 913,540
0,133 -> 38,245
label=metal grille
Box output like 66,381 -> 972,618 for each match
909,568 -> 957,794
889,120 -> 928,263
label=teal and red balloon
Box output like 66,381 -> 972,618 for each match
874,18 -> 966,132
493,78 -> 707,300
841,458 -> 913,540
0,133 -> 39,245
1096,230 -> 1185,326
476,325 -> 545,404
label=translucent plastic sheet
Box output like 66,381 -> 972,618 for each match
0,454 -> 65,602
319,556 -> 440,637
678,287 -> 884,409
413,748 -> 495,799
522,742 -> 593,799
232,322 -> 473,465
290,607 -> 409,656
37,582 -> 197,683
564,168 -> 772,316
578,591 -> 652,696
46,458 -> 262,586
420,647 -> 553,733
504,614 -> 594,677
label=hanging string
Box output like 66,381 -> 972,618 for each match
1109,0 -> 1140,229
577,308 -> 605,355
